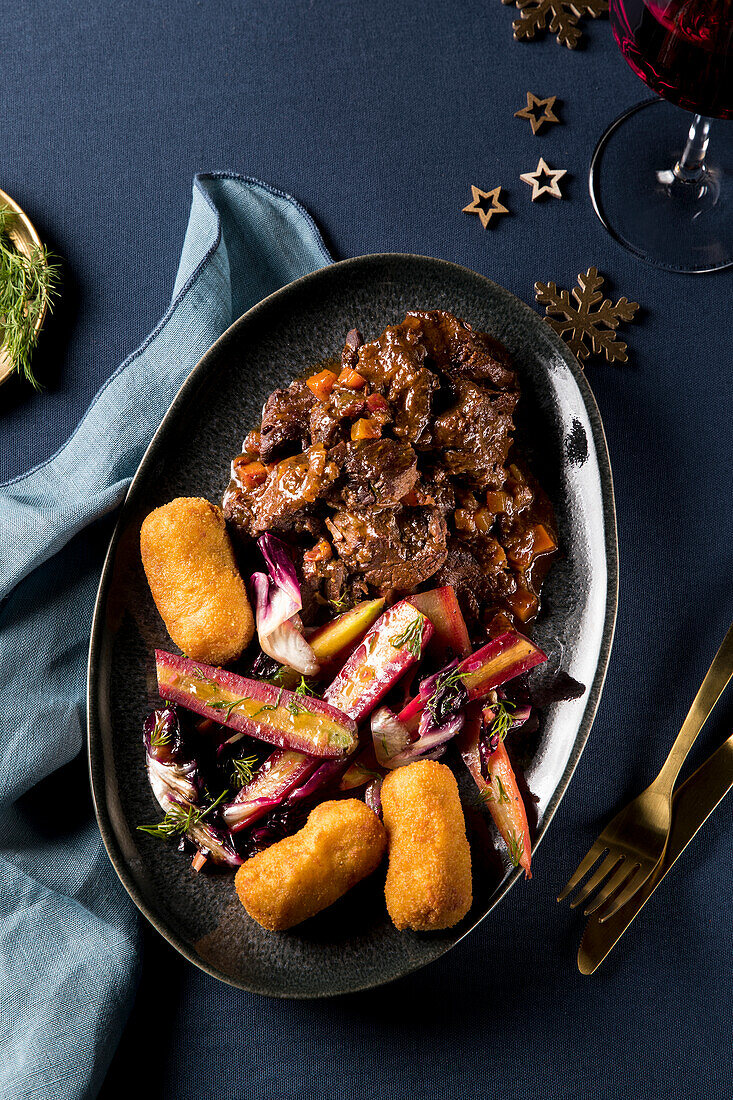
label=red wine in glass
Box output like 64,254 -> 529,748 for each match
610,0 -> 733,118
590,0 -> 733,271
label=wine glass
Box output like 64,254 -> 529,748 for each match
589,0 -> 733,272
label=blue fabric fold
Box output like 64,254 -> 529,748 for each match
0,174 -> 331,1100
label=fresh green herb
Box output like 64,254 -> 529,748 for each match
425,665 -> 469,726
295,676 -> 316,697
189,667 -> 217,687
230,755 -> 259,789
149,713 -> 172,749
495,775 -> 511,805
0,207 -> 60,389
286,697 -> 309,716
475,775 -> 510,807
329,592 -> 351,613
208,697 -> 248,722
486,700 -> 517,744
137,790 -> 228,840
506,829 -> 525,868
251,688 -> 284,718
389,614 -> 426,659
266,665 -> 288,686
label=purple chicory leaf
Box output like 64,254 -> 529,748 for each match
288,758 -> 349,802
258,533 -> 302,610
388,713 -> 463,768
371,706 -> 412,768
417,706 -> 464,742
418,659 -> 459,702
140,708 -> 241,868
251,571 -> 319,676
251,570 -> 298,635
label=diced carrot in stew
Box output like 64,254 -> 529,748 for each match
507,589 -> 539,623
234,459 -> 268,489
338,367 -> 366,389
306,369 -> 338,400
351,418 -> 381,441
474,507 -> 492,535
485,490 -> 509,514
243,429 -> 261,455
304,538 -> 333,563
453,508 -> 476,534
532,524 -> 557,556
366,393 -> 389,414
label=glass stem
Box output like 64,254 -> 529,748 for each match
674,114 -> 710,183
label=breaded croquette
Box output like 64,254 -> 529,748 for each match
140,497 -> 253,666
382,760 -> 472,931
235,799 -> 387,930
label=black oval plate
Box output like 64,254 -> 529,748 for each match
88,254 -> 617,997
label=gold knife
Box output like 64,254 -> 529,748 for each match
578,728 -> 733,974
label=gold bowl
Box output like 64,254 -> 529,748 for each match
0,187 -> 47,387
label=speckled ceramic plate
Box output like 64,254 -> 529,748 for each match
88,254 -> 617,997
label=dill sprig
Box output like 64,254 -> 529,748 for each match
207,697 -> 248,721
486,700 -> 517,744
137,790 -> 228,840
389,614 -> 426,659
252,688 -> 284,718
230,755 -> 259,789
506,829 -> 525,869
149,720 -> 171,749
0,208 -> 60,389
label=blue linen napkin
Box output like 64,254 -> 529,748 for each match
0,174 -> 332,1100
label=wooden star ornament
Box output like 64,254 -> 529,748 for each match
535,267 -> 640,364
462,185 -> 509,229
520,157 -> 567,200
515,91 -> 560,134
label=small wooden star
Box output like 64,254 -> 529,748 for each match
462,185 -> 509,228
520,157 -> 567,200
514,91 -> 560,134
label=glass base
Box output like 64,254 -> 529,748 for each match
589,99 -> 733,273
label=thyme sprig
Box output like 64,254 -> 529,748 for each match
0,208 -> 60,389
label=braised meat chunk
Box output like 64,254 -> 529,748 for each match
326,506 -> 448,593
259,379 -> 314,463
223,311 -> 557,632
432,381 -> 518,489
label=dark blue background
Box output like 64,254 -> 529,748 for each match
4,2 -> 732,1097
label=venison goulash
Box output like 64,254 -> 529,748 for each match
223,310 -> 557,640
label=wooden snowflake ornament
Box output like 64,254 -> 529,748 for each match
502,0 -> 608,49
535,268 -> 639,364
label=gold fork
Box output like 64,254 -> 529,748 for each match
558,621 -> 733,922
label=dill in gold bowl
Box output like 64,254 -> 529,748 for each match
0,188 -> 60,389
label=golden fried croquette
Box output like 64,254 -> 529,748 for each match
235,799 -> 387,931
140,496 -> 253,666
382,760 -> 472,931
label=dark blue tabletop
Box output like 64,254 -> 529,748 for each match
4,2 -> 732,1097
